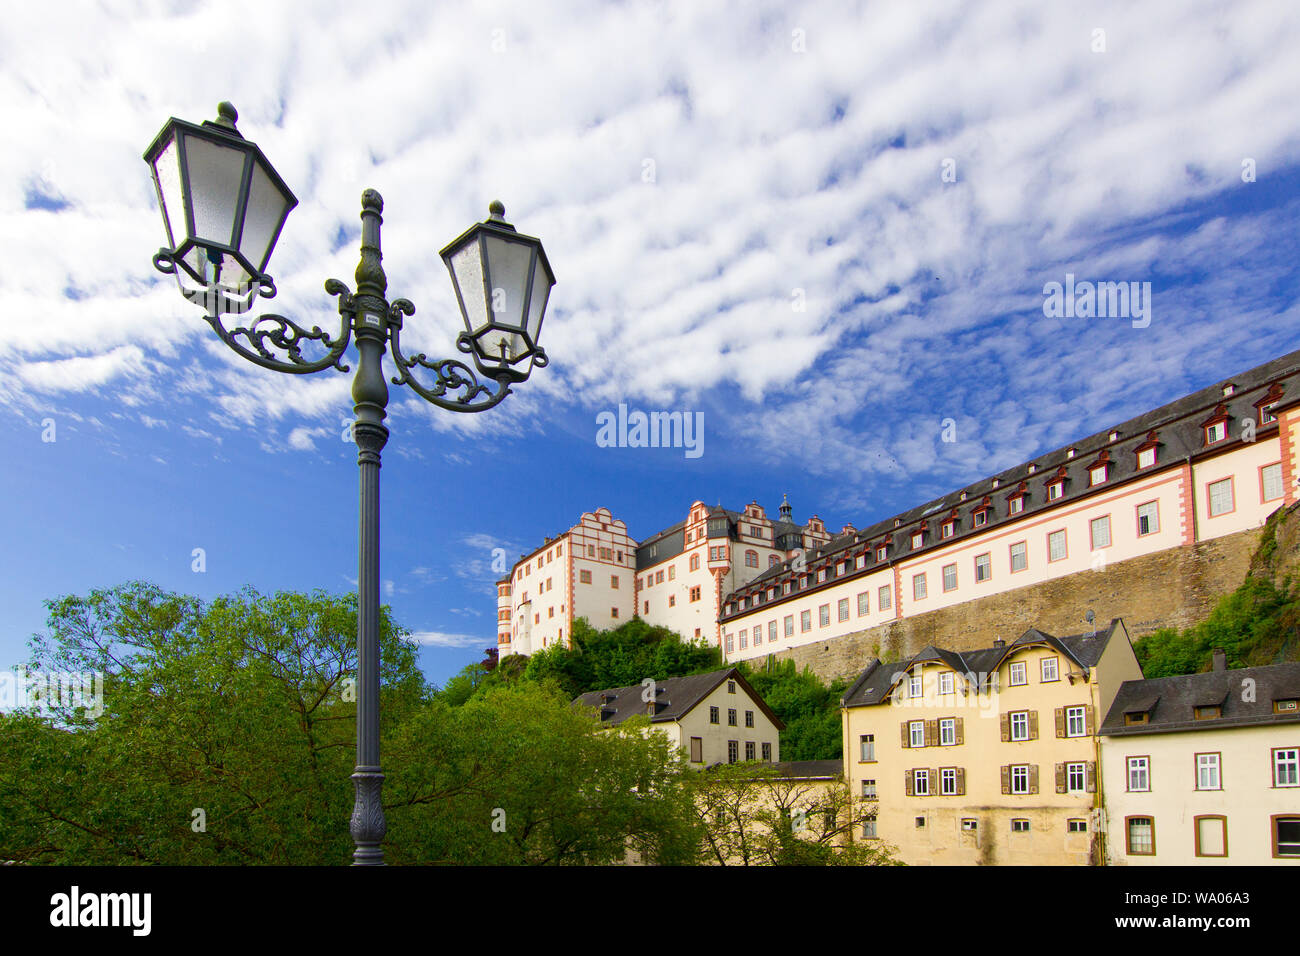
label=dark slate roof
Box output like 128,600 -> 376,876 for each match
722,348 -> 1300,619
841,619 -> 1125,708
574,667 -> 786,730
772,759 -> 843,780
1100,662 -> 1300,736
635,502 -> 826,570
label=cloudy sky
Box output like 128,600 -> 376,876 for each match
2,0 -> 1298,689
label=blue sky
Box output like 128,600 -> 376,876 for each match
2,0 -> 1298,691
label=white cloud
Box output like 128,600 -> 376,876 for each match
405,630 -> 492,648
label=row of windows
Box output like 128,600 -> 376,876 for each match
898,762 -> 1098,796
1125,749 -> 1299,792
715,739 -> 773,763
708,705 -> 757,728
862,816 -> 1089,838
1123,814 -> 1300,858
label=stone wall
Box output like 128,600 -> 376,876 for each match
768,526 -> 1263,685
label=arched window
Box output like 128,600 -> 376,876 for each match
745,550 -> 759,568
769,555 -> 779,567
689,553 -> 700,572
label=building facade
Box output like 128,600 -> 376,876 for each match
840,619 -> 1142,865
1100,655 -> 1300,865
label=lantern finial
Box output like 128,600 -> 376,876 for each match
215,102 -> 239,130
488,200 -> 505,220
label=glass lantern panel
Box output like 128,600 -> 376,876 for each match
183,133 -> 248,248
482,234 -> 532,332
151,135 -> 187,251
525,259 -> 552,346
478,328 -> 528,364
450,242 -> 488,333
238,160 -> 291,273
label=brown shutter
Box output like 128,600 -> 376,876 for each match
1055,762 -> 1067,794
1085,706 -> 1094,735
1029,764 -> 1039,794
955,717 -> 964,745
925,719 -> 938,747
956,767 -> 966,796
905,770 -> 914,796
1086,761 -> 1097,793
1029,710 -> 1039,740
1000,712 -> 1010,741
1055,707 -> 1066,738
1001,765 -> 1011,794
931,768 -> 940,793
901,721 -> 910,748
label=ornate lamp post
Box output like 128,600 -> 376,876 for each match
143,102 -> 555,865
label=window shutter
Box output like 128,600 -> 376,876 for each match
1086,761 -> 1097,793
1085,705 -> 1094,735
1029,764 -> 1039,795
1029,710 -> 1039,740
1055,762 -> 1067,794
956,767 -> 966,796
901,721 -> 910,748
1000,765 -> 1011,794
905,770 -> 914,796
931,768 -> 940,793
925,719 -> 938,747
999,712 -> 1010,741
955,717 -> 964,745
1055,707 -> 1065,738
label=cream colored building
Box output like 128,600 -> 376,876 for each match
840,619 -> 1142,865
575,667 -> 782,767
1100,654 -> 1300,865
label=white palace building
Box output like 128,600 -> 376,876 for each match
497,348 -> 1300,662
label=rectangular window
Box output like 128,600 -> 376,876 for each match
909,720 -> 925,748
689,586 -> 701,602
1068,819 -> 1088,833
909,673 -> 922,698
784,615 -> 794,637
973,510 -> 988,528
1009,661 -> 1027,686
1196,753 -> 1221,790
1193,816 -> 1227,858
1066,705 -> 1086,737
1275,817 -> 1300,857
1275,748 -> 1299,787
862,819 -> 877,839
1009,496 -> 1024,515
1067,762 -> 1085,792
1262,462 -> 1284,502
1011,819 -> 1030,833
876,546 -> 887,562
941,521 -> 954,539
579,569 -> 592,584
837,598 -> 849,622
942,563 -> 957,592
768,620 -> 777,642
940,768 -> 958,795
1090,515 -> 1111,549
913,769 -> 930,796
745,741 -> 755,761
1206,421 -> 1226,444
727,708 -> 737,727
911,532 -> 923,549
751,626 -> 761,646
913,573 -> 927,600
1010,541 -> 1027,572
878,585 -> 892,610
1048,529 -> 1067,562
1010,711 -> 1029,741
818,604 -> 830,627
975,553 -> 991,582
690,736 -> 703,762
611,574 -> 619,588
1048,481 -> 1063,501
1127,817 -> 1155,855
862,778 -> 877,799
859,734 -> 876,762
1127,756 -> 1150,792
762,742 -> 772,761
1010,766 -> 1030,794
738,631 -> 747,650
939,717 -> 956,745
939,672 -> 953,695
962,819 -> 978,831
800,610 -> 811,632
857,591 -> 869,616
1137,446 -> 1156,469
1041,657 -> 1058,682
1136,501 -> 1159,536
745,710 -> 754,728
728,740 -> 738,764
724,634 -> 733,654
1208,477 -> 1234,517
1090,465 -> 1107,486
709,706 -> 719,724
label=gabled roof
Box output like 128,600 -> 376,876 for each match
574,667 -> 785,730
841,619 -> 1126,708
1100,662 -> 1300,736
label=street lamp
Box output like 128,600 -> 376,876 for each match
144,102 -> 555,865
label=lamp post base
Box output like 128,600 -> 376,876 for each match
350,769 -> 387,865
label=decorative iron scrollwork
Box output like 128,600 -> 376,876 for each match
389,324 -> 512,413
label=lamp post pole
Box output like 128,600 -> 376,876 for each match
144,103 -> 555,865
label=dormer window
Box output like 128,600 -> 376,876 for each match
959,491 -> 967,502
973,509 -> 988,528
1137,447 -> 1156,469
1260,402 -> 1278,424
911,532 -> 924,549
817,568 -> 827,583
894,518 -> 901,528
855,554 -> 867,569
991,478 -> 1000,489
1206,421 -> 1227,444
1124,712 -> 1149,726
1108,430 -> 1119,442
1008,494 -> 1025,515
1222,383 -> 1235,397
1067,448 -> 1075,459
876,545 -> 887,562
1194,705 -> 1221,720
1027,463 -> 1037,475
941,520 -> 955,539
1048,480 -> 1064,501
1089,464 -> 1108,486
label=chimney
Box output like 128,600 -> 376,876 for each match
1212,648 -> 1226,672
992,638 -> 1005,648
